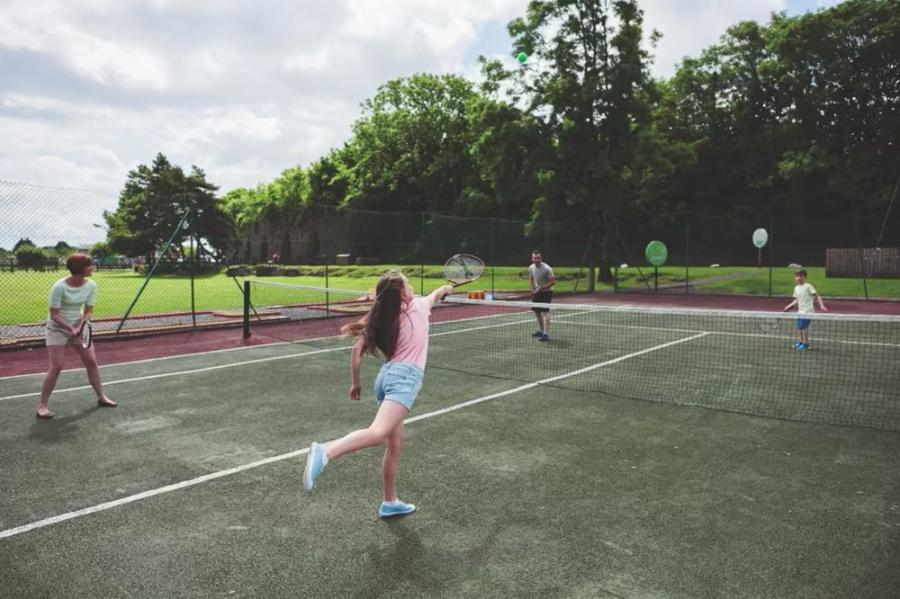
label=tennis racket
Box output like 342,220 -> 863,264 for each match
77,321 -> 93,349
755,316 -> 782,334
443,254 -> 484,287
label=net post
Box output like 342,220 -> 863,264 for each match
242,280 -> 251,339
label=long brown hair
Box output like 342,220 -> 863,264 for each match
342,271 -> 407,359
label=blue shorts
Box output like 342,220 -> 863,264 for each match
796,319 -> 811,331
374,362 -> 424,411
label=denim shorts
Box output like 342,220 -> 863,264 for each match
796,318 -> 811,331
374,362 -> 424,411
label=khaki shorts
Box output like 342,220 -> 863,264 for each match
46,323 -> 77,347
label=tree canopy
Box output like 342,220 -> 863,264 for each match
105,153 -> 235,262
183,0 -> 900,266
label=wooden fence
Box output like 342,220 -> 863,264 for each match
826,248 -> 900,278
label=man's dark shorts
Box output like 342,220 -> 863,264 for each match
532,290 -> 553,313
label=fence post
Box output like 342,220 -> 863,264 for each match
853,214 -> 870,301
768,216 -> 774,298
684,218 -> 690,294
116,208 -> 191,335
490,217 -> 496,298
189,209 -> 196,328
420,211 -> 426,296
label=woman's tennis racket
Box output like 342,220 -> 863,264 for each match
77,321 -> 93,349
443,254 -> 484,287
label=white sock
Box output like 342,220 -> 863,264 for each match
383,499 -> 401,506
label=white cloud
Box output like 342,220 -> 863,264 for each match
641,0 -> 788,77
0,1 -> 169,90
0,0 -> 840,246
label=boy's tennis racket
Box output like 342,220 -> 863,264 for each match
443,254 -> 484,287
755,317 -> 781,334
77,321 -> 93,349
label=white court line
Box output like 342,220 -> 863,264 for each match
0,301 -> 535,382
0,331 -> 707,540
554,319 -> 900,349
0,339 -> 295,381
0,345 -> 349,401
0,308 -> 598,402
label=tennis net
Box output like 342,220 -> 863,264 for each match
242,280 -> 900,431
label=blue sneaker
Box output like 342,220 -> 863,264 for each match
792,342 -> 802,350
799,343 -> 810,351
539,332 -> 550,342
379,500 -> 416,518
303,442 -> 328,493
532,330 -> 543,337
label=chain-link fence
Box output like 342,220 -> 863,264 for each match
612,208 -> 900,298
0,181 -> 236,346
2,179 -> 897,347
232,206 -> 591,294
1,182 -> 592,346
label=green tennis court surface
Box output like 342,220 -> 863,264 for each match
2,305 -> 899,597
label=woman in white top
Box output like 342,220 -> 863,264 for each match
37,253 -> 116,419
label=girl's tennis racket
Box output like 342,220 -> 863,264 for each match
443,254 -> 484,287
77,321 -> 93,349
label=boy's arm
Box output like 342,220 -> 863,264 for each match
349,337 -> 364,400
815,293 -> 828,312
783,299 -> 797,312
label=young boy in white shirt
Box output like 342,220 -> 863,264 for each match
783,269 -> 827,351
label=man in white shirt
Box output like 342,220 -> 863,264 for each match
529,250 -> 555,341
783,269 -> 828,351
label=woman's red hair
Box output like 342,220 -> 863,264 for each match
66,253 -> 93,275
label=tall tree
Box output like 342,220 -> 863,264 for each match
346,73 -> 483,213
497,0 -> 658,285
104,153 -> 234,264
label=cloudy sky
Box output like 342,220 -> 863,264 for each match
1,0 -> 840,246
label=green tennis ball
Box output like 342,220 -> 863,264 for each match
516,52 -> 528,63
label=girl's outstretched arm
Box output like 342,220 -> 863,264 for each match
426,285 -> 454,309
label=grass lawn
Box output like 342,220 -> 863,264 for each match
3,264 -> 897,327
1,265 -> 593,326
614,265 -> 900,299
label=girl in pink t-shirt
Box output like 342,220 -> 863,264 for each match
303,271 -> 452,518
